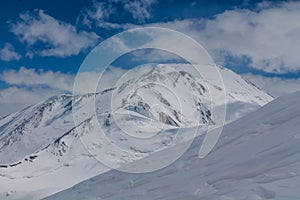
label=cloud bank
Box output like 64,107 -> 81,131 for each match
0,66 -> 126,117
123,1 -> 300,74
0,67 -> 74,92
244,74 -> 300,97
2,1 -> 299,116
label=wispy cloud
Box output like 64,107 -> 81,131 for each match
77,0 -> 120,29
123,0 -> 157,23
0,43 -> 21,62
77,0 -> 157,30
10,9 -> 99,58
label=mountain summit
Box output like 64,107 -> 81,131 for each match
0,64 -> 273,199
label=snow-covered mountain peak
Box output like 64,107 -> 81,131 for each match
0,63 -> 273,164
111,64 -> 214,132
0,63 -> 274,199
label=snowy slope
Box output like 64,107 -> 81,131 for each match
0,64 -> 272,163
110,64 -> 272,126
0,94 -> 92,164
0,64 -> 273,199
45,91 -> 300,200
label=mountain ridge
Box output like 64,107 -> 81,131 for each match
0,64 -> 273,199
45,90 -> 300,200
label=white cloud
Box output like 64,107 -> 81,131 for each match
135,1 -> 300,74
129,49 -> 186,63
0,67 -> 73,117
244,74 -> 300,97
0,66 -> 127,94
101,26 -> 215,67
10,9 -> 99,58
124,0 -> 157,22
0,86 -> 63,118
77,0 -> 157,30
74,66 -> 127,93
0,43 -> 21,62
0,67 -> 74,92
0,66 -> 127,117
199,1 -> 300,73
77,0 -> 120,29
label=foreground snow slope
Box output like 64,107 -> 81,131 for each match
46,91 -> 300,200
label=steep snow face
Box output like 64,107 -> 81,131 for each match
0,95 -> 75,164
0,93 -> 101,164
110,64 -> 214,131
108,63 -> 272,131
45,91 -> 300,200
0,64 -> 273,199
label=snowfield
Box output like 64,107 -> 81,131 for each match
45,91 -> 300,200
0,64 -> 275,199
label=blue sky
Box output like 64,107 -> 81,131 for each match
0,0 -> 279,73
0,0 -> 300,116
